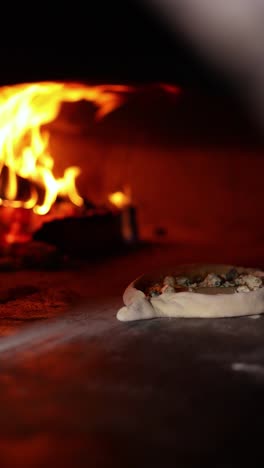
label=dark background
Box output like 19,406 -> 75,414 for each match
0,0 -> 232,92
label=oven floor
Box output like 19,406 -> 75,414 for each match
0,242 -> 263,467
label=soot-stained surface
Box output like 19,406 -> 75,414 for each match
0,243 -> 264,467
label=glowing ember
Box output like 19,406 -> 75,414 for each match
0,82 -> 130,215
108,189 -> 131,209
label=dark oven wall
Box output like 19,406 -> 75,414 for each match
0,1 -> 230,90
47,86 -> 264,248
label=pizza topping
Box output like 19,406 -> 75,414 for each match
225,268 -> 239,281
234,274 -> 262,290
175,276 -> 190,287
199,273 -> 223,288
145,268 -> 264,299
222,280 -> 235,287
163,276 -> 176,287
161,284 -> 175,294
148,283 -> 162,297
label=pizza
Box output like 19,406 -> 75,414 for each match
117,264 -> 264,322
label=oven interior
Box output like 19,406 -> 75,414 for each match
0,3 -> 263,467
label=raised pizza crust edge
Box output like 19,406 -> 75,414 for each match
117,264 -> 264,322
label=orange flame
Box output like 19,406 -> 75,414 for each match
0,82 -> 130,215
108,186 -> 132,209
108,192 -> 130,209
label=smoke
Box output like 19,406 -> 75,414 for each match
145,0 -> 264,125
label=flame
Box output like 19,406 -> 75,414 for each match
108,187 -> 131,209
0,82 -> 130,215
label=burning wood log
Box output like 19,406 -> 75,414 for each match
33,211 -> 125,258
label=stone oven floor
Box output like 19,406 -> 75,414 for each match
0,242 -> 264,467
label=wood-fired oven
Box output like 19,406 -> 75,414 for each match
0,3 -> 263,467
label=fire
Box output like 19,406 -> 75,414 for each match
108,186 -> 131,209
0,82 -> 130,215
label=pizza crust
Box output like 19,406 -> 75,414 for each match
117,264 -> 264,322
